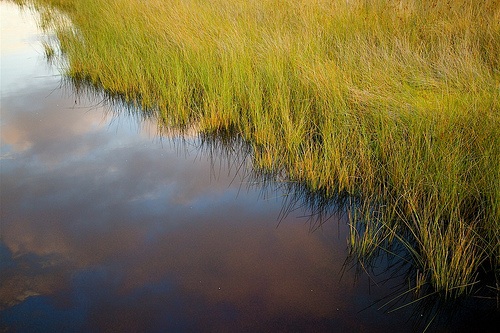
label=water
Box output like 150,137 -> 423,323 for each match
1,3 -> 498,332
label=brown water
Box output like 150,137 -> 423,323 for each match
1,3 -> 498,332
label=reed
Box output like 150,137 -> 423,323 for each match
16,0 -> 500,297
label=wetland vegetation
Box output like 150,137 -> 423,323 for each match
12,0 -> 500,301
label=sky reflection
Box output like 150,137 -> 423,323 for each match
1,78 -> 356,330
0,78 -> 362,330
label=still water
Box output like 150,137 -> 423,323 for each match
0,3 -> 498,332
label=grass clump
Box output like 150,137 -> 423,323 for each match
15,0 -> 500,298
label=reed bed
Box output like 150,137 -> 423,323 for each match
15,0 -> 500,298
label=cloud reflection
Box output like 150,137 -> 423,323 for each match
0,74 -> 361,331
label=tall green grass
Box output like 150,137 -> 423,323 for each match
15,0 -> 500,298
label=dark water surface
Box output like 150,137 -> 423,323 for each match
1,3 -> 498,332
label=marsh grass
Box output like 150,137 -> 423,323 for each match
15,0 -> 500,298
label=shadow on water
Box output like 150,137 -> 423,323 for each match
1,3 -> 499,331
186,97 -> 500,332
